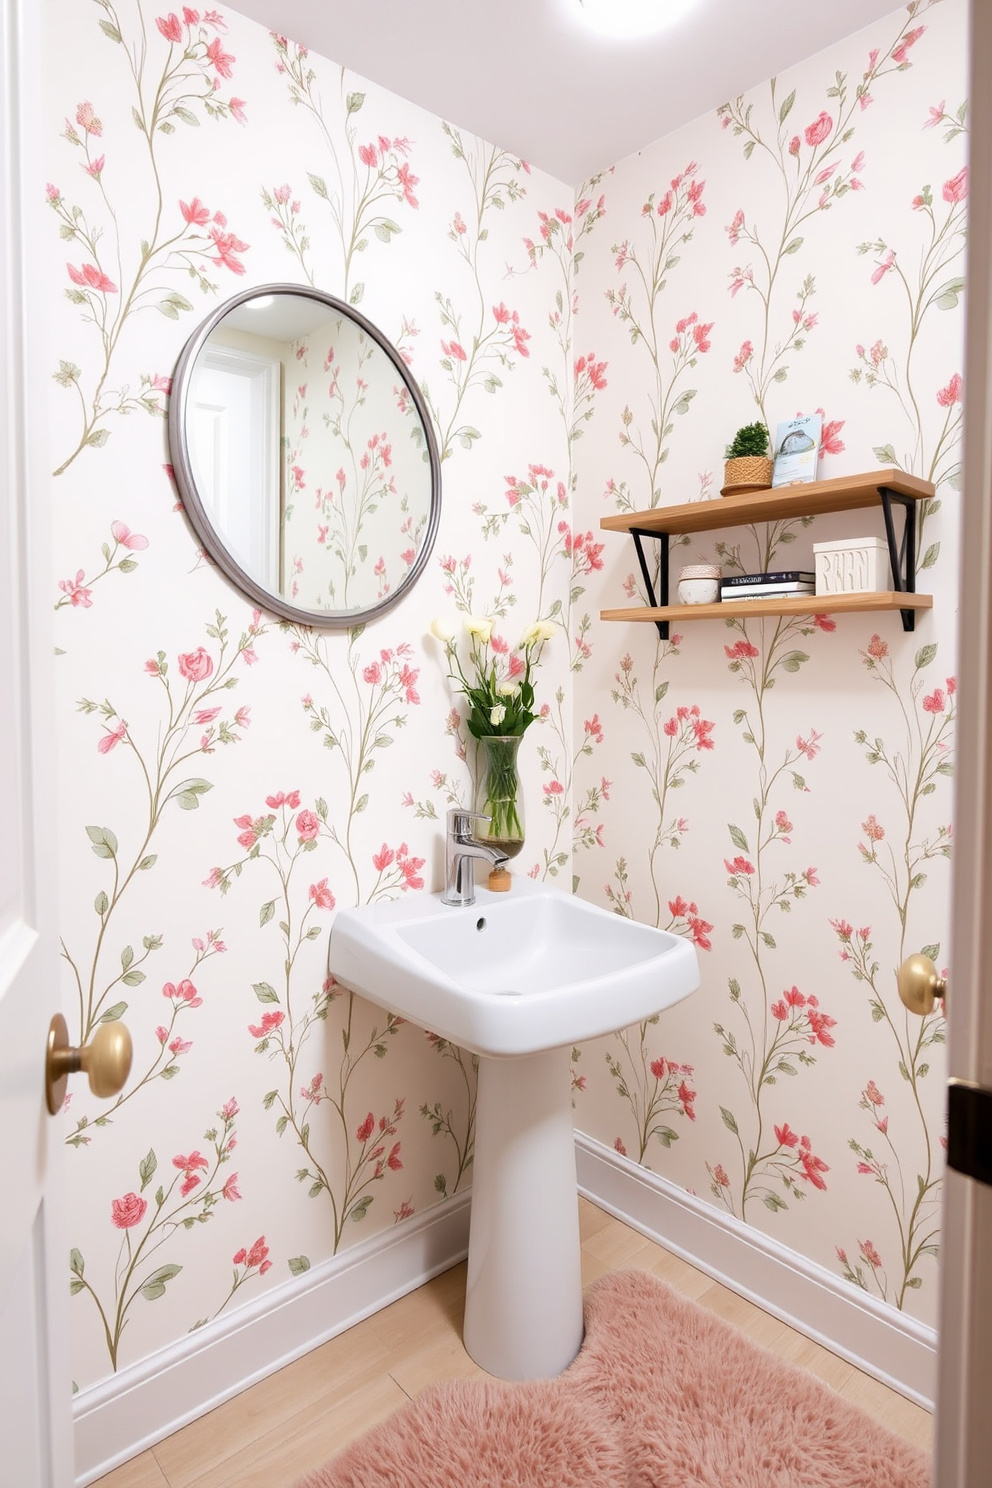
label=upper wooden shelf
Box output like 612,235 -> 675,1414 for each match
599,468 -> 935,537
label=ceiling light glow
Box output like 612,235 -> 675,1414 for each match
576,0 -> 701,40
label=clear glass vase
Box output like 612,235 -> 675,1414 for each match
474,734 -> 525,859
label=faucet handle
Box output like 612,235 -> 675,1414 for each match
447,807 -> 491,838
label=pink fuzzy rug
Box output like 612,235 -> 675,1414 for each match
296,1269 -> 931,1488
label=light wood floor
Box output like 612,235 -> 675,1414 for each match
94,1199 -> 933,1488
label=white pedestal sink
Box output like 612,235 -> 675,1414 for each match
329,881 -> 698,1380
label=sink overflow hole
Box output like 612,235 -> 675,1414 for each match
476,917 -> 487,932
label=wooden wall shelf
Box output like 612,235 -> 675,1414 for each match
599,468 -> 936,636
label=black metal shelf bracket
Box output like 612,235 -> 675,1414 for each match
631,527 -> 670,639
878,485 -> 918,632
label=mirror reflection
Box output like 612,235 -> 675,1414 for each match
170,286 -> 440,626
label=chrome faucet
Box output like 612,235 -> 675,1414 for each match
441,808 -> 509,907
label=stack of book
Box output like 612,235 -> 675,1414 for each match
720,570 -> 815,601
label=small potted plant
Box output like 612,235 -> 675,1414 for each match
722,422 -> 773,496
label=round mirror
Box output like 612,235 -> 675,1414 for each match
168,285 -> 441,626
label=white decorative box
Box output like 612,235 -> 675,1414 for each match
813,537 -> 891,595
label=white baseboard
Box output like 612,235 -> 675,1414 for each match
72,1193 -> 471,1486
575,1132 -> 937,1409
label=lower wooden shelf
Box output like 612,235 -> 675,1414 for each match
601,591 -> 933,624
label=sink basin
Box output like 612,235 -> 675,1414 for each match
329,881 -> 698,1057
328,880 -> 699,1382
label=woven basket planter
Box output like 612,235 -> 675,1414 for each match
721,455 -> 774,496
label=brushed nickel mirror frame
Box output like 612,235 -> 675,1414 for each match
168,283 -> 442,628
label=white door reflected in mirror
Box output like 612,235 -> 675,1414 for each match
169,285 -> 442,628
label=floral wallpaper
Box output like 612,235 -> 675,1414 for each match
571,0 -> 964,1328
48,0 -> 573,1392
46,0 -> 964,1404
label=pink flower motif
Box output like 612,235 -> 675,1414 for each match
441,339 -> 466,362
248,1009 -> 284,1039
798,1137 -> 828,1191
363,662 -> 383,685
816,411 -> 845,456
265,790 -> 301,809
309,878 -> 335,910
713,1164 -> 730,1187
614,1137 -> 628,1156
866,633 -> 888,660
356,1111 -> 376,1143
209,226 -> 249,275
922,688 -> 945,714
180,197 -> 211,226
177,646 -> 213,682
725,639 -> 759,660
771,1000 -> 789,1021
358,143 -> 378,167
229,98 -> 247,124
807,1006 -> 837,1047
76,101 -> 103,135
164,978 -> 202,1007
726,209 -> 745,245
397,163 -> 419,208
795,730 -> 822,761
871,250 -> 895,286
733,340 -> 753,372
68,262 -> 117,294
193,706 -> 220,724
111,1192 -> 148,1229
584,714 -> 604,744
205,36 -> 235,77
937,373 -> 963,407
812,614 -> 836,632
775,1123 -> 799,1149
859,1238 -> 883,1268
168,1036 -> 192,1056
156,13 -> 183,42
892,25 -> 925,66
804,112 -> 833,148
296,809 -> 320,841
543,780 -> 564,796
862,814 -> 885,842
222,1173 -> 242,1202
110,521 -> 149,554
724,855 -> 755,876
97,720 -> 127,754
788,135 -> 800,156
59,570 -> 92,607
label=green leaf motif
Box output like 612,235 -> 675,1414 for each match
253,982 -> 279,1003
781,651 -> 809,673
288,1255 -> 311,1276
260,900 -> 275,928
174,778 -> 212,812
86,825 -> 118,859
140,1263 -> 182,1301
728,823 -> 750,853
139,1149 -> 157,1190
915,643 -> 938,669
783,237 -> 804,255
70,1248 -> 85,1278
933,277 -> 965,311
920,542 -> 940,571
99,1001 -> 128,1023
873,443 -> 898,466
720,1106 -> 739,1134
94,890 -> 109,916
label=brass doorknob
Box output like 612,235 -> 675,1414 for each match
45,1013 -> 133,1115
897,954 -> 947,1017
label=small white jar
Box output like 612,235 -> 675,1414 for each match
677,563 -> 721,605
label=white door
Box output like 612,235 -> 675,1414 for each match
188,347 -> 281,589
933,2 -> 992,1481
0,0 -> 74,1483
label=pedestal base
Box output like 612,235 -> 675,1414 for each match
462,1046 -> 584,1380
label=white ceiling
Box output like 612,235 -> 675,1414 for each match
230,0 -> 905,183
